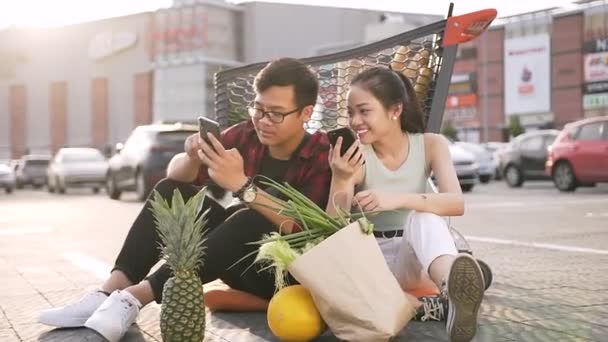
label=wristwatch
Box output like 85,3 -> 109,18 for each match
233,177 -> 257,203
240,183 -> 258,203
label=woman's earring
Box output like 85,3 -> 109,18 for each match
392,116 -> 398,120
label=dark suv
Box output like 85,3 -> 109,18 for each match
106,123 -> 198,201
15,155 -> 51,189
499,130 -> 560,188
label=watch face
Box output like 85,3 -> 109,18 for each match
243,188 -> 257,203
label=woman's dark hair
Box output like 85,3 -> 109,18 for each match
254,58 -> 319,110
350,67 -> 426,133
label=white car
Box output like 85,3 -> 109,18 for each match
47,148 -> 108,194
448,143 -> 478,192
455,142 -> 495,183
0,163 -> 16,194
482,142 -> 509,180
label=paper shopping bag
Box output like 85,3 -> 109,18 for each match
288,221 -> 416,341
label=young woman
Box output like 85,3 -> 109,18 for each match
327,67 -> 485,342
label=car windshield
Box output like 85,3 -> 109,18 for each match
156,131 -> 196,144
458,143 -> 486,154
25,159 -> 49,167
62,151 -> 104,162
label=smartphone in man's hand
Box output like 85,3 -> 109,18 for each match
198,116 -> 221,146
328,127 -> 358,157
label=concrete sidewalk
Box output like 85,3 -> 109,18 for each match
1,241 -> 607,341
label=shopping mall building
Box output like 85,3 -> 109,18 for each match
1,0 -> 608,157
0,0 -> 439,158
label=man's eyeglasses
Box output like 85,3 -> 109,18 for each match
248,106 -> 301,124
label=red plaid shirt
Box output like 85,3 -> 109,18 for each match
195,120 -> 332,221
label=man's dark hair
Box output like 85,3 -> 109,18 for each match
254,58 -> 319,110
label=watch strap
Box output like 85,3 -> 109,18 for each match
232,177 -> 253,199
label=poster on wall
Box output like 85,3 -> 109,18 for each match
504,34 -> 551,115
584,52 -> 608,82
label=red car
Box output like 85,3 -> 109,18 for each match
546,116 -> 608,192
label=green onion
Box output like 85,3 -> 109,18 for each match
228,175 -> 378,290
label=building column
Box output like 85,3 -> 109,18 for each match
91,78 -> 108,149
50,81 -> 67,153
9,84 -> 26,158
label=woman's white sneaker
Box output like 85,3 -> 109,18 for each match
84,290 -> 141,342
38,291 -> 108,327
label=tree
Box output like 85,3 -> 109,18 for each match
508,115 -> 525,138
441,120 -> 459,142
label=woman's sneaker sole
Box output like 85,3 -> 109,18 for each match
446,254 -> 485,342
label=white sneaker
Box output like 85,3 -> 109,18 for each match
38,290 -> 108,327
84,290 -> 141,342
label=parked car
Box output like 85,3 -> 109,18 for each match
499,130 -> 560,188
455,142 -> 495,183
546,116 -> 608,192
47,148 -> 108,194
482,142 -> 509,180
448,143 -> 478,192
106,123 -> 198,201
0,162 -> 16,193
15,155 -> 51,189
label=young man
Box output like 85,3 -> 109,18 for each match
38,58 -> 332,342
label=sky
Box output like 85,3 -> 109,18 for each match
0,0 -> 578,29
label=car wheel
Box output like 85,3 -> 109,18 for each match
479,175 -> 491,184
505,165 -> 524,188
48,184 -> 55,193
461,184 -> 474,192
552,162 -> 577,192
92,187 -> 100,194
5,187 -> 12,194
135,171 -> 150,202
106,173 -> 121,200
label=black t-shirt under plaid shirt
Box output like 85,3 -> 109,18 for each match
195,121 -> 332,232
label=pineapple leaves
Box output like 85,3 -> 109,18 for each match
150,188 -> 209,274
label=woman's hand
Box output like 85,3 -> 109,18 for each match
353,190 -> 401,212
184,133 -> 204,162
328,137 -> 365,183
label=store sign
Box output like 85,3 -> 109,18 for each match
504,34 -> 551,115
584,52 -> 608,82
583,80 -> 608,94
446,93 -> 477,108
89,31 -> 138,61
445,107 -> 477,121
583,38 -> 608,53
449,73 -> 477,95
583,93 -> 608,109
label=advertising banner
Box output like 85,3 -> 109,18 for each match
504,34 -> 551,115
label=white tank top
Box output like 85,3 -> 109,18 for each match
354,133 -> 428,232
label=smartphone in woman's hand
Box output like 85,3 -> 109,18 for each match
328,127 -> 357,157
198,116 -> 221,146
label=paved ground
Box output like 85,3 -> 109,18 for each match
1,181 -> 607,341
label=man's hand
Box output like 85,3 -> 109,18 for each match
198,132 -> 248,192
353,190 -> 400,212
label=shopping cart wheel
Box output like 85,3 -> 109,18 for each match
477,258 -> 493,290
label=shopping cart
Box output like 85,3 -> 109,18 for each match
212,5 -> 497,290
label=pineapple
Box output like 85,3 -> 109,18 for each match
149,188 -> 208,342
